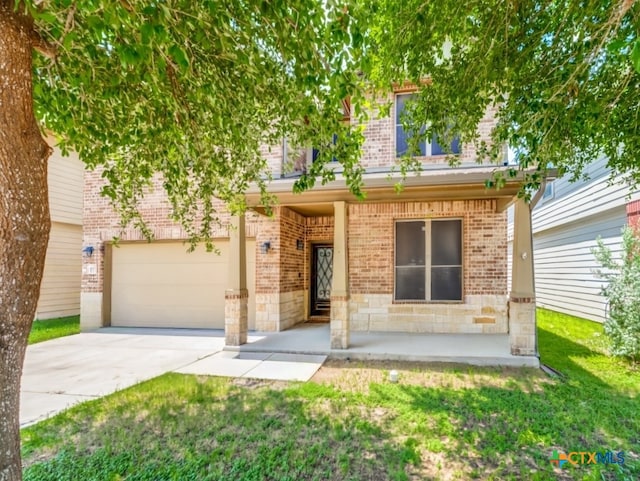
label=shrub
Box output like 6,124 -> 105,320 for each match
592,225 -> 640,363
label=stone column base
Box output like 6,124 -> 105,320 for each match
330,295 -> 349,349
508,298 -> 536,356
225,289 -> 249,346
80,292 -> 104,331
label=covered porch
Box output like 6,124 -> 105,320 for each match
225,166 -> 540,363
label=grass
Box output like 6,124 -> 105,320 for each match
28,315 -> 80,345
21,309 -> 639,480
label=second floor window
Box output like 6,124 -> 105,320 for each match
395,93 -> 461,158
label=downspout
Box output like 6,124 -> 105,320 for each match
528,177 -> 547,361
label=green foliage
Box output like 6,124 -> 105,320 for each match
537,308 -> 638,392
28,316 -> 80,345
22,0 -> 640,240
593,226 -> 640,363
367,0 -> 640,194
30,0 -> 367,247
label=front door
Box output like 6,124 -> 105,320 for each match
311,245 -> 333,317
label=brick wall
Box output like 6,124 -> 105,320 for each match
346,200 -> 508,333
358,95 -> 498,170
348,200 -> 507,297
627,200 -> 640,227
260,142 -> 283,179
255,212 -> 280,295
279,208 -> 306,292
220,93 -> 500,181
254,207 -> 307,330
83,167 -> 265,295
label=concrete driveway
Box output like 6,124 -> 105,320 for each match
20,328 -> 325,427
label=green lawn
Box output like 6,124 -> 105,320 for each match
28,315 -> 80,344
21,309 -> 639,480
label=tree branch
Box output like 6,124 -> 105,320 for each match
31,28 -> 56,59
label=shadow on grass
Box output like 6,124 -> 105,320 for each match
22,329 -> 639,481
338,329 -> 640,480
22,375 -> 417,481
538,324 -> 640,394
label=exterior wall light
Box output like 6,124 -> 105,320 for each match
261,241 -> 271,254
82,246 -> 95,257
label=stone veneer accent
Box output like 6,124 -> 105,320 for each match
330,296 -> 349,348
255,290 -> 305,332
508,300 -> 536,356
225,289 -> 248,345
349,294 -> 508,334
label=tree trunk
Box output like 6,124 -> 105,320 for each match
0,3 -> 52,481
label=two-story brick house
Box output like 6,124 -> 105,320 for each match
81,92 -> 539,362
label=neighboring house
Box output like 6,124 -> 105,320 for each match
508,157 -> 639,323
37,139 -> 83,320
81,92 -> 539,361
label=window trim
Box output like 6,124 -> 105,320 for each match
394,92 -> 461,158
394,217 -> 464,303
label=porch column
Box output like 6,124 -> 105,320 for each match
225,215 -> 248,346
330,201 -> 349,349
509,198 -> 536,356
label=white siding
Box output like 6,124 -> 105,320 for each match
36,222 -> 82,319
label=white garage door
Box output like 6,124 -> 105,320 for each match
111,240 -> 256,329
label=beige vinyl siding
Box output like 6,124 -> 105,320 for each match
36,222 -> 82,319
48,145 -> 83,226
110,240 -> 256,329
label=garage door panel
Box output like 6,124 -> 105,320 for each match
112,285 -> 224,310
114,242 -> 231,263
115,264 -> 226,285
114,306 -> 217,328
111,241 -> 255,329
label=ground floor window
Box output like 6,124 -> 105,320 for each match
395,219 -> 463,301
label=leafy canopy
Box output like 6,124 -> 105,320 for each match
368,0 -> 640,192
28,0 -> 640,238
31,0 -> 366,245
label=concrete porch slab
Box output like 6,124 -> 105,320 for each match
232,323 -> 540,367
